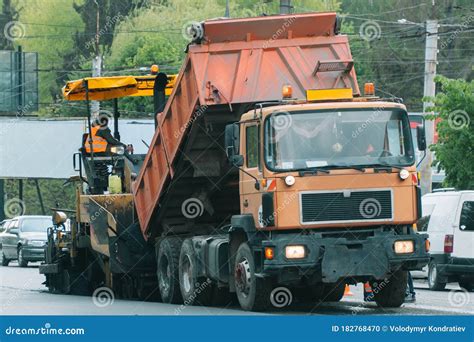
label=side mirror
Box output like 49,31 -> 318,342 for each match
225,123 -> 242,163
230,155 -> 244,167
9,228 -> 19,235
416,125 -> 427,151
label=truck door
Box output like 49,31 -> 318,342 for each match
453,193 -> 474,259
240,124 -> 263,226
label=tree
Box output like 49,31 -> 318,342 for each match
429,76 -> 474,189
0,0 -> 17,50
340,0 -> 473,111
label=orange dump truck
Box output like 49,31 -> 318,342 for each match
41,12 -> 430,311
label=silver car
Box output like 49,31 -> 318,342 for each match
0,216 -> 52,267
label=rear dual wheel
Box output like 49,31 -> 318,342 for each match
178,239 -> 213,306
156,237 -> 182,304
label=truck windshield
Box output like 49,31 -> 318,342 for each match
264,108 -> 414,171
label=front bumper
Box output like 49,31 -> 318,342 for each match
261,229 -> 429,284
22,246 -> 46,261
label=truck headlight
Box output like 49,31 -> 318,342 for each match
399,169 -> 409,180
284,175 -> 296,186
394,240 -> 414,254
285,245 -> 306,259
110,146 -> 125,155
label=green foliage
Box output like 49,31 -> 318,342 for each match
341,0 -> 473,109
14,0 -> 84,109
428,76 -> 474,189
4,179 -> 76,216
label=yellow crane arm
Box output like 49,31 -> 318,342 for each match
62,74 -> 177,101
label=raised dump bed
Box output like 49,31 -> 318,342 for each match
132,12 -> 360,239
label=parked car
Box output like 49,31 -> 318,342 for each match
0,219 -> 13,265
0,215 -> 52,267
421,190 -> 474,291
0,219 -> 12,234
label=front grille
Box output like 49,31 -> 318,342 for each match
301,189 -> 392,224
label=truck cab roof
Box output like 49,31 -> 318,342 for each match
241,100 -> 407,121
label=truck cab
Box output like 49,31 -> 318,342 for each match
224,93 -> 430,310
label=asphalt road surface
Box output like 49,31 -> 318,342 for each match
1,262 -> 472,316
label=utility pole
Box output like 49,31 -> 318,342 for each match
17,45 -> 24,112
91,0 -> 101,119
0,179 -> 4,221
224,0 -> 230,17
419,18 -> 439,195
280,0 -> 292,14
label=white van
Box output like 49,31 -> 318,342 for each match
420,190 -> 474,291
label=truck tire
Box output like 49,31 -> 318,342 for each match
428,261 -> 446,291
157,237 -> 182,304
178,239 -> 213,306
372,269 -> 407,308
18,246 -> 28,267
234,242 -> 272,311
459,281 -> 473,292
1,247 -> 10,266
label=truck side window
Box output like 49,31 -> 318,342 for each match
246,125 -> 259,168
460,201 -> 474,231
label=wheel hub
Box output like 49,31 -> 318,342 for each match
159,256 -> 170,293
235,258 -> 251,296
182,255 -> 193,293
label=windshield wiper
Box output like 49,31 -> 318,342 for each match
298,167 -> 330,176
368,163 -> 403,171
327,164 -> 366,172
